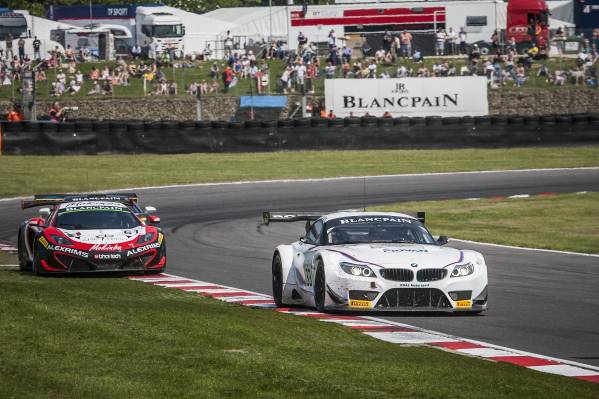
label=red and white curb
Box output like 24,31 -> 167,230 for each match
130,273 -> 599,385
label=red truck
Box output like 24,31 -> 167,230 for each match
506,0 -> 550,53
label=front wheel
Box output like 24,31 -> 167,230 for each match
272,253 -> 286,308
314,259 -> 326,313
17,230 -> 31,272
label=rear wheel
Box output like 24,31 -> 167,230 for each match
272,253 -> 285,307
314,259 -> 326,312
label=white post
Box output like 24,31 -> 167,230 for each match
269,0 -> 273,43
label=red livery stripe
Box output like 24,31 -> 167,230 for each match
490,356 -> 560,367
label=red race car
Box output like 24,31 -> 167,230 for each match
17,193 -> 166,274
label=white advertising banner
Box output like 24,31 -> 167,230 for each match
324,77 -> 489,118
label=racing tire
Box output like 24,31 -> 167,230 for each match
314,259 -> 327,313
17,230 -> 31,272
272,253 -> 287,308
32,239 -> 43,276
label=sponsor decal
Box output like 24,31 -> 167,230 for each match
126,242 -> 160,257
38,236 -> 49,249
455,300 -> 472,309
50,245 -> 89,258
339,217 -> 413,225
383,248 -> 429,253
60,205 -> 128,213
398,283 -> 431,288
93,253 -> 122,260
158,232 -> 164,244
90,244 -> 122,252
325,78 -> 488,118
349,299 -> 372,308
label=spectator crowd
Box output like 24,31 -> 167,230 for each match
2,27 -> 598,120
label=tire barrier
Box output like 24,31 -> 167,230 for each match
1,114 -> 597,155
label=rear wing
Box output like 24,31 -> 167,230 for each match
21,193 -> 139,210
262,212 -> 322,226
413,212 -> 426,225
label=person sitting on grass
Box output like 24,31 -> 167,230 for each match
67,79 -> 81,95
88,80 -> 101,95
412,48 -> 423,63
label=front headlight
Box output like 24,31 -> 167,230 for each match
50,235 -> 74,246
136,232 -> 155,244
340,262 -> 375,278
450,262 -> 474,278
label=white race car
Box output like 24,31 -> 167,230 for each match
263,211 -> 488,313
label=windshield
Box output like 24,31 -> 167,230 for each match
324,216 -> 437,245
0,25 -> 27,40
56,208 -> 141,230
152,24 -> 184,38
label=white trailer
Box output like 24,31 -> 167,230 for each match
287,0 -> 506,51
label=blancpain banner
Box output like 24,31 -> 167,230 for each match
325,77 -> 488,117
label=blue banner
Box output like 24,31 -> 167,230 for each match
239,96 -> 287,108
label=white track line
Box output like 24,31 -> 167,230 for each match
450,238 -> 599,258
1,166 -> 597,203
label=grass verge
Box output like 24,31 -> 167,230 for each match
1,270 -> 597,398
370,192 -> 599,254
1,146 -> 599,198
0,251 -> 17,266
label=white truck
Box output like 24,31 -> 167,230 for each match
48,4 -> 185,57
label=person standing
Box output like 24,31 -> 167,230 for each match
459,27 -> 467,55
32,36 -> 41,60
17,37 -> 25,60
224,30 -> 233,58
222,65 -> 233,92
328,29 -> 336,50
399,30 -> 412,58
435,28 -> 446,56
446,27 -> 457,55
5,33 -> 14,59
131,43 -> 142,60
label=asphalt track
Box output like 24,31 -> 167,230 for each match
1,167 -> 599,366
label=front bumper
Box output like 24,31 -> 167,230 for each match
39,245 -> 166,273
326,268 -> 488,313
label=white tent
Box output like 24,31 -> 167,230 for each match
160,6 -> 237,56
206,6 -> 289,40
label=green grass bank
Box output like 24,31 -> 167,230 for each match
1,146 -> 598,198
1,270 -> 598,398
371,192 -> 599,254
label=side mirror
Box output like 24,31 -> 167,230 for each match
39,207 -> 51,218
144,206 -> 157,215
29,217 -> 45,227
299,236 -> 306,243
437,235 -> 449,245
147,215 -> 161,225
